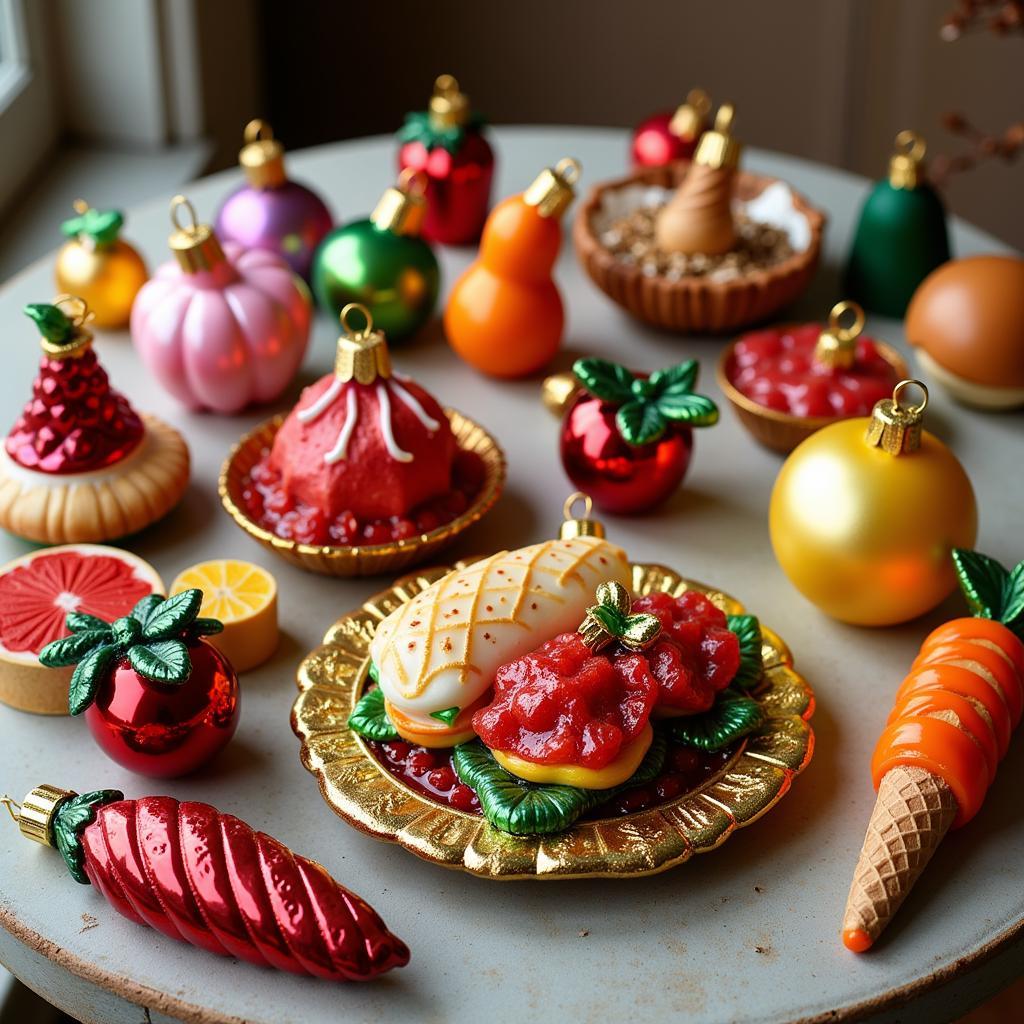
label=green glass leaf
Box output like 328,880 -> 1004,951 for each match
128,639 -> 191,684
648,360 -> 698,397
348,687 -> 399,741
1000,561 -> 1024,639
141,589 -> 202,640
51,789 -> 123,884
952,549 -> 1008,621
727,614 -> 763,690
68,644 -> 119,715
111,615 -> 142,646
572,357 -> 636,405
615,399 -> 667,446
667,689 -> 763,752
66,612 -> 110,634
61,208 -> 123,246
453,732 -> 667,836
189,617 -> 225,638
130,593 -> 164,630
367,660 -> 380,684
430,706 -> 461,726
655,391 -> 719,427
23,303 -> 74,344
39,630 -> 112,668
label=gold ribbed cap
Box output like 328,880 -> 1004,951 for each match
814,300 -> 865,371
524,157 -> 581,219
13,785 -> 74,847
889,130 -> 926,190
865,380 -> 928,455
239,119 -> 287,189
371,168 -> 428,236
694,104 -> 741,169
334,303 -> 392,384
669,88 -> 712,142
429,74 -> 470,129
559,492 -> 606,539
541,371 -> 580,416
38,295 -> 94,359
168,195 -> 225,273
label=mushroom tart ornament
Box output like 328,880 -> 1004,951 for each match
215,119 -> 333,281
39,589 -> 240,778
131,195 -> 312,413
3,783 -> 409,980
0,298 -> 189,545
54,200 -> 148,329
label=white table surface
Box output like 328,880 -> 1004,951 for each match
0,126 -> 1021,1024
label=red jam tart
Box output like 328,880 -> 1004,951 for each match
472,632 -> 657,770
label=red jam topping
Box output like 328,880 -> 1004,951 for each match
472,632 -> 658,770
728,324 -> 898,418
6,349 -> 144,474
631,591 -> 740,713
242,447 -> 485,546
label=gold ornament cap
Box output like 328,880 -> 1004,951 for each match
889,130 -> 926,190
39,295 -> 94,358
371,168 -> 428,237
523,158 -> 581,219
559,492 -> 606,539
814,300 -> 865,371
865,380 -> 928,455
239,119 -> 287,189
669,88 -> 712,142
541,371 -> 579,416
168,195 -> 225,273
429,74 -> 470,130
334,303 -> 392,384
694,104 -> 741,169
9,785 -> 75,847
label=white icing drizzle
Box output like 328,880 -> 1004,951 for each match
323,387 -> 359,464
297,377 -> 343,424
389,377 -> 440,433
375,383 -> 413,463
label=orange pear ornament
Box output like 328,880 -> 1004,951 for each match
445,158 -> 580,378
655,104 -> 740,255
842,549 -> 1024,952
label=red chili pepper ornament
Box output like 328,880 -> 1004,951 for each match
2,785 -> 409,980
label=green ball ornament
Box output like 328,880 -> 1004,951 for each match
312,174 -> 440,341
844,131 -> 950,319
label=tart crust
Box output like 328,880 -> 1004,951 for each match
0,414 -> 189,544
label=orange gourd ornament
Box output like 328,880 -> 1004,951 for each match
445,158 -> 580,378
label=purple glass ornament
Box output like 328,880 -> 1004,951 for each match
215,181 -> 332,281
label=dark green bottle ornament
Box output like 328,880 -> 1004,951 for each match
844,130 -> 950,318
311,170 -> 440,342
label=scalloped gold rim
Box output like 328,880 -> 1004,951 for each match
218,409 -> 506,577
291,560 -> 815,879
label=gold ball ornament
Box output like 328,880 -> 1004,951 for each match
769,381 -> 977,626
53,200 -> 148,329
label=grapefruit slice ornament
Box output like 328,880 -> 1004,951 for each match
0,544 -> 162,714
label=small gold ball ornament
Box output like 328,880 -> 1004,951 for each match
769,380 -> 977,626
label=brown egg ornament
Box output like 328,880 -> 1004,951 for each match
906,254 -> 1024,409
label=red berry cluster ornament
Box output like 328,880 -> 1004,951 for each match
3,785 -> 409,981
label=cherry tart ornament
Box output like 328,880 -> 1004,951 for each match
54,200 -> 148,329
397,74 -> 494,245
39,589 -> 240,777
131,195 -> 312,413
770,380 -> 977,626
312,170 -> 440,342
215,120 -> 333,281
3,784 -> 409,979
445,157 -> 581,378
630,88 -> 711,168
0,298 -> 189,545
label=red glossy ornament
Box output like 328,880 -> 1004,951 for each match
630,89 -> 711,168
85,638 -> 239,778
561,393 -> 694,514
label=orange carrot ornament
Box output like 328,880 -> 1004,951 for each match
842,548 -> 1024,952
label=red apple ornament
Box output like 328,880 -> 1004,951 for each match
560,357 -> 719,514
39,589 -> 239,777
631,89 -> 711,168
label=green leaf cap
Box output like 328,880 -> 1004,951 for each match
50,789 -> 124,884
61,202 -> 124,247
578,581 -> 662,652
348,687 -> 400,742
24,303 -> 76,345
572,357 -> 719,446
952,549 -> 1024,641
39,589 -> 224,715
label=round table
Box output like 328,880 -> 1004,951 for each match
0,127 -> 1021,1024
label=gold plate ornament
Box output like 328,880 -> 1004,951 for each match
292,561 -> 815,879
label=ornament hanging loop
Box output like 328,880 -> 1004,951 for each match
560,491 -> 605,539
335,303 -> 390,384
866,379 -> 928,455
889,130 -> 927,190
398,167 -> 428,197
893,378 -> 929,416
340,302 -> 374,339
170,195 -> 200,236
244,118 -> 273,144
52,294 -> 94,330
168,195 -> 224,273
0,795 -> 21,824
670,87 -> 711,140
815,299 -> 865,370
72,198 -> 90,216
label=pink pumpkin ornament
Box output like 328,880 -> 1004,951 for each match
131,195 -> 311,414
